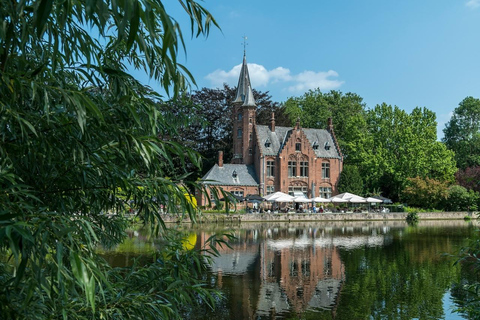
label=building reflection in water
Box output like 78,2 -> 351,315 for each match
197,226 -> 392,318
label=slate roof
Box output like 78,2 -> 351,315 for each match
233,54 -> 256,106
256,125 -> 342,159
200,164 -> 259,186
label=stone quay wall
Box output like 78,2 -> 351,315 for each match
162,211 -> 477,224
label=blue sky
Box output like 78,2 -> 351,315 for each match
151,1 -> 480,139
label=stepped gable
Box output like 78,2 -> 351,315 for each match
201,164 -> 259,186
256,125 -> 341,159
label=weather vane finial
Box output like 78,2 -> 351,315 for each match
242,35 -> 248,55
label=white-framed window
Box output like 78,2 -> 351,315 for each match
288,161 -> 297,177
295,143 -> 301,152
266,160 -> 275,177
299,161 -> 308,177
322,161 -> 330,179
319,186 -> 332,199
266,185 -> 275,195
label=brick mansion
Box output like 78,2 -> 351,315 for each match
196,54 -> 343,206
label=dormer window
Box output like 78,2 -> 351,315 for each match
265,139 -> 271,148
324,141 -> 331,151
313,141 -> 319,150
232,169 -> 239,184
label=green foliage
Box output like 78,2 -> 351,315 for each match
453,236 -> 480,318
445,185 -> 479,212
360,105 -> 456,201
404,206 -> 439,213
406,211 -> 419,224
282,89 -> 368,161
401,177 -> 449,210
282,91 -> 457,201
443,97 -> 480,170
0,0 -> 224,318
337,164 -> 364,195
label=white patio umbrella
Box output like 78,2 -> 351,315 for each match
312,197 -> 331,203
371,195 -> 393,204
274,194 -> 295,202
329,197 -> 349,203
263,191 -> 289,201
331,192 -> 363,200
366,197 -> 383,203
349,196 -> 367,203
294,196 -> 312,203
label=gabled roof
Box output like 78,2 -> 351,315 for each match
256,125 -> 341,159
200,164 -> 259,186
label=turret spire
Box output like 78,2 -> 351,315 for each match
234,54 -> 256,105
243,85 -> 257,107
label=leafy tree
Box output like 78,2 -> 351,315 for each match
358,104 -> 456,201
456,166 -> 480,193
0,0 -> 228,318
401,177 -> 449,209
282,89 -> 368,161
443,97 -> 480,170
337,165 -> 364,195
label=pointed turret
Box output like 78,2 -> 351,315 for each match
234,54 -> 256,105
243,85 -> 257,107
232,52 -> 257,165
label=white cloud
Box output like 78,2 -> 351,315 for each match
205,63 -> 343,93
466,0 -> 480,8
287,70 -> 344,93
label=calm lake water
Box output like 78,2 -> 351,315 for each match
102,220 -> 479,319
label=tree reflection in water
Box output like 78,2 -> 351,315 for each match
102,221 -> 477,319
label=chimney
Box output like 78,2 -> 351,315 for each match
327,117 -> 333,131
296,117 -> 301,130
218,151 -> 224,167
270,112 -> 275,132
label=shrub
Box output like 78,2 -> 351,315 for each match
402,177 -> 448,210
445,185 -> 480,212
406,211 -> 419,224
